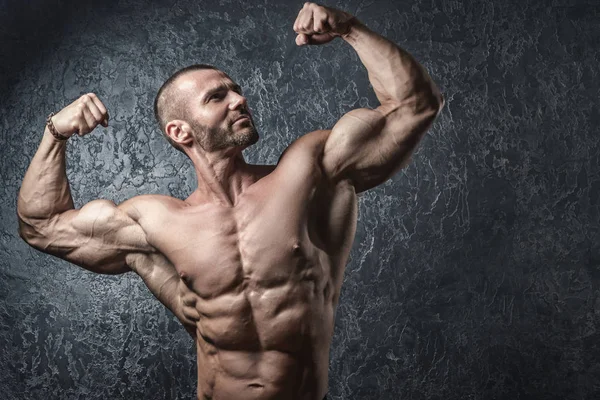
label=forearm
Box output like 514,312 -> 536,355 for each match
342,21 -> 442,109
17,127 -> 74,230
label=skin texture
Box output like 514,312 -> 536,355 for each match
17,3 -> 443,400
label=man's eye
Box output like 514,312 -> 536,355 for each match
209,92 -> 224,101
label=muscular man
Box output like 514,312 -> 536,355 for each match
17,3 -> 443,400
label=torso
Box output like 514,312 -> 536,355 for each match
129,131 -> 358,400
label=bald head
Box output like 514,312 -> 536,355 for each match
154,64 -> 221,154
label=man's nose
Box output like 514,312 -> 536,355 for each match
229,92 -> 247,111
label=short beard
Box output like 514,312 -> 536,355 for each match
189,120 -> 259,152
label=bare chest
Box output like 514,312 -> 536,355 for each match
150,171 -> 344,298
136,147 -> 358,352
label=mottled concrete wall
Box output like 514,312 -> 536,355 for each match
1,0 -> 599,399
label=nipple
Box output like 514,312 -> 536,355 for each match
179,270 -> 190,283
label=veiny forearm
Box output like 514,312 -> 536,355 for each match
17,127 -> 74,229
342,21 -> 442,108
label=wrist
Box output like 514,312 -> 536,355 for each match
46,112 -> 71,141
341,18 -> 368,44
44,125 -> 69,144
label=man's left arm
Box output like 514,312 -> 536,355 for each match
294,3 -> 444,193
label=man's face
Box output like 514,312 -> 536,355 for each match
177,69 -> 259,152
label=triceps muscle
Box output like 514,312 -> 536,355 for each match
26,198 -> 153,274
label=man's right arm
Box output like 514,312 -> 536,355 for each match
17,94 -> 154,274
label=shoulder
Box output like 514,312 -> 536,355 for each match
293,129 -> 332,150
277,129 -> 331,165
116,194 -> 186,222
277,130 -> 358,193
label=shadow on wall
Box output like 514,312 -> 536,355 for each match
0,0 -> 120,97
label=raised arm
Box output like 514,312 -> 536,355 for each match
293,3 -> 444,193
17,94 -> 154,274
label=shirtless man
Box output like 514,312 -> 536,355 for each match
17,3 -> 443,399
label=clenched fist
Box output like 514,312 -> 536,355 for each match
293,2 -> 356,46
50,93 -> 109,138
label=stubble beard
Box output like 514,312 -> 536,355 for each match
190,119 -> 259,152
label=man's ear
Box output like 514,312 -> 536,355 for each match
166,120 -> 193,147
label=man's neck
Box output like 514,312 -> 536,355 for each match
188,147 -> 252,207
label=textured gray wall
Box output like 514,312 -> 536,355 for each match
1,0 -> 599,399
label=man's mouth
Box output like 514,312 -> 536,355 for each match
234,115 -> 250,124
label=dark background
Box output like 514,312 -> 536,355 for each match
1,0 -> 599,399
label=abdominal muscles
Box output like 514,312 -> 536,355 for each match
181,241 -> 335,399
